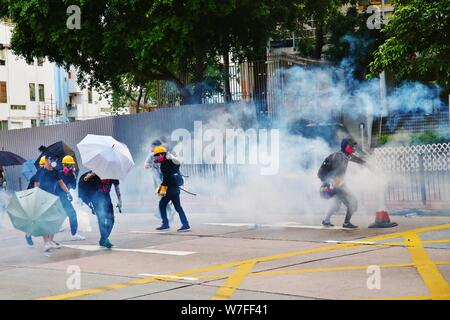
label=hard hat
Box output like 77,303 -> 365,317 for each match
39,156 -> 46,166
62,155 -> 76,165
153,146 -> 167,155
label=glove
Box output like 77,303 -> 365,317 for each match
157,185 -> 168,197
67,193 -> 73,202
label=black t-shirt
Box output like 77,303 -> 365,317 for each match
36,168 -> 63,195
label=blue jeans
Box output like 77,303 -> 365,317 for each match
159,188 -> 189,227
93,196 -> 115,244
60,195 -> 78,236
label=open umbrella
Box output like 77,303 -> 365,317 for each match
21,159 -> 38,181
34,141 -> 77,169
6,188 -> 67,237
0,151 -> 26,166
77,134 -> 135,180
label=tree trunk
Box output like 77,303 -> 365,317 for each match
192,46 -> 206,105
136,87 -> 143,113
252,39 -> 268,122
313,18 -> 324,60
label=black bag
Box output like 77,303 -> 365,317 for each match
173,172 -> 184,187
318,153 -> 336,182
77,172 -> 98,206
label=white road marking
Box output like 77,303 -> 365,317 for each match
325,240 -> 376,245
138,274 -> 198,281
62,245 -> 195,256
203,222 -> 347,230
204,223 -> 259,227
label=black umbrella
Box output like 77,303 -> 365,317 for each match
34,141 -> 77,169
0,151 -> 26,166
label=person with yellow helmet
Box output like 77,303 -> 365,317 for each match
58,154 -> 85,241
153,144 -> 190,232
144,140 -> 176,224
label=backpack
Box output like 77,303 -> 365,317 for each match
173,171 -> 184,187
77,172 -> 98,205
318,153 -> 336,182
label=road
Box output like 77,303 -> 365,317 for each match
0,211 -> 449,300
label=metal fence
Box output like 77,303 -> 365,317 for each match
374,143 -> 450,205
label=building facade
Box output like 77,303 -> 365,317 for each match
0,21 -> 112,130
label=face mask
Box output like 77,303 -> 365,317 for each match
344,145 -> 354,155
63,167 -> 70,175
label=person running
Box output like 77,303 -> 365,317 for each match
318,138 -> 365,229
144,139 -> 175,223
35,154 -> 73,254
59,155 -> 85,241
154,146 -> 190,232
82,172 -> 122,249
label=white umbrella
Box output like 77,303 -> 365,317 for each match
77,134 -> 135,180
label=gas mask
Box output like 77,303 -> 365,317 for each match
344,145 -> 354,155
154,155 -> 165,163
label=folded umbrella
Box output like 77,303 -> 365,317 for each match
21,159 -> 38,181
34,141 -> 77,169
7,188 -> 67,237
77,134 -> 135,180
0,151 -> 26,167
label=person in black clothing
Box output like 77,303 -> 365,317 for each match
318,138 -> 366,229
82,171 -> 122,248
153,146 -> 190,232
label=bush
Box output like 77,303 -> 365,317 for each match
410,131 -> 450,145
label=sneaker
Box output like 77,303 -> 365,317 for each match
100,239 -> 114,249
177,225 -> 191,232
25,235 -> 34,246
156,225 -> 170,231
71,234 -> 86,241
322,220 -> 334,227
51,241 -> 61,249
343,222 -> 358,229
44,242 -> 52,253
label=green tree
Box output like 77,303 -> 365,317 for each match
1,0 -> 302,106
369,0 -> 450,89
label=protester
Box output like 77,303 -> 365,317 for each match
318,138 -> 366,229
153,146 -> 190,232
144,139 -> 175,223
59,155 -> 85,241
81,172 -> 122,248
35,154 -> 73,253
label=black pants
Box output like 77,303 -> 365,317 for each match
325,184 -> 358,224
93,195 -> 115,243
60,195 -> 78,236
159,188 -> 189,227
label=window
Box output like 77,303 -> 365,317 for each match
0,81 -> 7,103
31,119 -> 37,127
29,83 -> 36,101
0,49 -> 5,66
88,88 -> 93,104
11,105 -> 26,110
37,57 -> 44,66
38,84 -> 45,102
0,121 -> 7,131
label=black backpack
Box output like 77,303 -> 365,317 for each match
77,172 -> 98,205
318,153 -> 336,182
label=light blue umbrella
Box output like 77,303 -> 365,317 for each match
7,188 -> 67,237
21,159 -> 37,181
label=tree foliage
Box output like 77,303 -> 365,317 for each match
369,0 -> 450,88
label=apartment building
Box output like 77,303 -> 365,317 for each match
0,21 -> 112,130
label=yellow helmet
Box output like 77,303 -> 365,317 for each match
153,146 -> 167,155
39,156 -> 46,167
62,155 -> 76,165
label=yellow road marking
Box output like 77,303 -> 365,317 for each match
212,262 -> 256,300
36,223 -> 450,300
360,295 -> 432,300
404,233 -> 450,300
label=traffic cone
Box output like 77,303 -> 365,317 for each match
368,210 -> 398,228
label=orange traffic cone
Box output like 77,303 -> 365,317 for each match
368,210 -> 398,228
